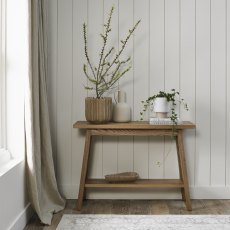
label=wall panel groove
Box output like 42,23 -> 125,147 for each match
164,0 -> 180,179
117,0 -> 134,173
87,0 -> 104,179
226,0 -> 230,186
149,0 -> 165,179
133,0 -> 149,178
180,0 -> 196,186
102,0 -> 119,177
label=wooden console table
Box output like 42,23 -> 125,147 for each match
74,121 -> 196,211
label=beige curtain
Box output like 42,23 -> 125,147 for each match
25,0 -> 65,225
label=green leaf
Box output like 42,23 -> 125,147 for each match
88,78 -> 97,84
84,86 -> 94,90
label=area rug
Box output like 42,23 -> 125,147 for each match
56,214 -> 230,230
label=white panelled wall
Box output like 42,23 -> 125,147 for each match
47,0 -> 230,199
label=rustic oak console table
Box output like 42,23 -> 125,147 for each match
74,121 -> 196,211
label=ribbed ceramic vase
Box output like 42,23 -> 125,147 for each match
85,97 -> 112,124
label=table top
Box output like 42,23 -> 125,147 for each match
73,121 -> 196,130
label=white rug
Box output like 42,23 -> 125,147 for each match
57,214 -> 230,230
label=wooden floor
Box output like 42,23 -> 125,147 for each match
24,199 -> 230,230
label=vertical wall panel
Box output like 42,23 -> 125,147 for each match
117,137 -> 134,172
180,0 -> 196,186
47,0 -> 58,168
164,0 -> 180,179
227,0 -> 230,185
149,0 -> 165,179
165,0 -> 180,89
118,0 -> 134,117
117,0 -> 134,173
210,0 -> 226,186
88,139 -> 103,178
133,0 -> 149,178
72,0 -> 87,192
103,136 -> 118,176
195,0 -> 211,186
87,0 -> 104,178
57,0 -> 73,192
47,0 -> 230,198
102,0 -> 119,176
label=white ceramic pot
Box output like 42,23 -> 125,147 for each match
154,97 -> 170,113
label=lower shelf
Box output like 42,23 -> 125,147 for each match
85,179 -> 184,189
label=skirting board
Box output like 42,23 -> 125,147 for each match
59,184 -> 230,200
8,203 -> 34,230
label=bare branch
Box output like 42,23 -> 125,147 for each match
82,6 -> 140,98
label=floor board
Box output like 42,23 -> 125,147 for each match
24,199 -> 230,229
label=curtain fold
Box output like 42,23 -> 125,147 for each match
25,0 -> 66,225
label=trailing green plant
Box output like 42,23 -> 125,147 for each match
140,89 -> 189,125
83,6 -> 140,98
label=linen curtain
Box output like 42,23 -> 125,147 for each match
25,0 -> 65,225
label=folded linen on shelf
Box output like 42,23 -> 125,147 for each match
149,117 -> 182,125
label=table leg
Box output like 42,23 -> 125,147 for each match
176,135 -> 185,202
176,130 -> 192,211
76,130 -> 92,211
